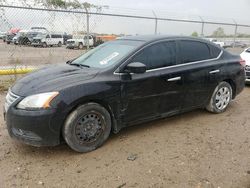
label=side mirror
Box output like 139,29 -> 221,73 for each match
125,62 -> 146,74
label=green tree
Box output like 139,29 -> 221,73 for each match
191,31 -> 198,37
212,27 -> 226,37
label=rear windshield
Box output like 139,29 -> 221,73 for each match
71,40 -> 143,68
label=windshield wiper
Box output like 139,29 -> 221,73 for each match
70,63 -> 90,68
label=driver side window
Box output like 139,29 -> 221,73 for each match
131,41 -> 176,70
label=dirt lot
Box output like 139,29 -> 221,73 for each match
0,41 -> 83,66
0,42 -> 250,187
0,88 -> 250,188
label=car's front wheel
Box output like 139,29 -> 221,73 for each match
58,41 -> 62,47
42,42 -> 47,48
63,103 -> 111,153
78,43 -> 84,49
206,81 -> 232,113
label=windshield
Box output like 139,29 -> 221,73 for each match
71,40 -> 143,68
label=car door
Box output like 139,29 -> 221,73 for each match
177,40 -> 222,110
51,35 -> 56,45
120,41 -> 185,124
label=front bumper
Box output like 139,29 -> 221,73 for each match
66,43 -> 77,49
5,107 -> 61,147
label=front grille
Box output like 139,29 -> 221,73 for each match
5,90 -> 20,112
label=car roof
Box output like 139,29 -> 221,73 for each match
117,35 -> 206,43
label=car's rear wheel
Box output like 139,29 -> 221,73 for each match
206,81 -> 232,113
58,41 -> 62,47
63,103 -> 111,153
42,42 -> 47,48
78,43 -> 84,49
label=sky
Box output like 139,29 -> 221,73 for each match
1,0 -> 250,36
85,0 -> 250,23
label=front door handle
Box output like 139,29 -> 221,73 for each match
167,76 -> 181,82
209,69 -> 220,74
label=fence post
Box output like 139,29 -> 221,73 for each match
234,25 -> 238,48
152,10 -> 158,35
86,10 -> 90,50
232,19 -> 238,48
83,7 -> 90,50
199,16 -> 204,37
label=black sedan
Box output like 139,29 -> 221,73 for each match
5,35 -> 245,152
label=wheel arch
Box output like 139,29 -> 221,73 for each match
223,79 -> 236,99
60,99 -> 118,143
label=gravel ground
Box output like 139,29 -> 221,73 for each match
0,41 -> 83,66
0,87 -> 250,188
0,41 -> 250,188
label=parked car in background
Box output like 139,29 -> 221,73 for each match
230,41 -> 247,48
63,34 -> 73,45
5,35 -> 245,152
0,31 -> 6,39
66,35 -> 117,49
240,48 -> 250,83
66,35 -> 94,49
206,38 -> 225,48
5,28 -> 21,44
32,33 -> 63,47
6,33 -> 16,44
12,30 -> 31,45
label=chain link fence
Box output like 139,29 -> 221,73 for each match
0,4 -> 250,90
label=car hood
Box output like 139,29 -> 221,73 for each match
11,64 -> 99,96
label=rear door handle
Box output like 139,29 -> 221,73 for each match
209,69 -> 220,74
167,76 -> 181,82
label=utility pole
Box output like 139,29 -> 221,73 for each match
199,16 -> 204,37
83,5 -> 90,50
233,19 -> 238,48
152,10 -> 158,35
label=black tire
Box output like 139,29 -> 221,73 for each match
78,43 -> 84,49
58,41 -> 62,47
42,42 -> 47,48
63,103 -> 111,153
206,81 -> 232,113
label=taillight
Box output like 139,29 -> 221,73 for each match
240,59 -> 246,67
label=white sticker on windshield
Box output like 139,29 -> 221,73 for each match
100,52 -> 119,65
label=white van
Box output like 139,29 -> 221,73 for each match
32,33 -> 63,47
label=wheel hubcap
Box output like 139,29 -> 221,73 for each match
215,87 -> 230,110
75,112 -> 105,144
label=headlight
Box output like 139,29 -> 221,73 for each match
17,92 -> 59,110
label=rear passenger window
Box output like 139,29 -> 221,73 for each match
131,41 -> 176,70
51,34 -> 62,38
180,41 -> 210,63
209,44 -> 221,58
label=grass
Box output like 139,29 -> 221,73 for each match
0,79 -> 16,92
